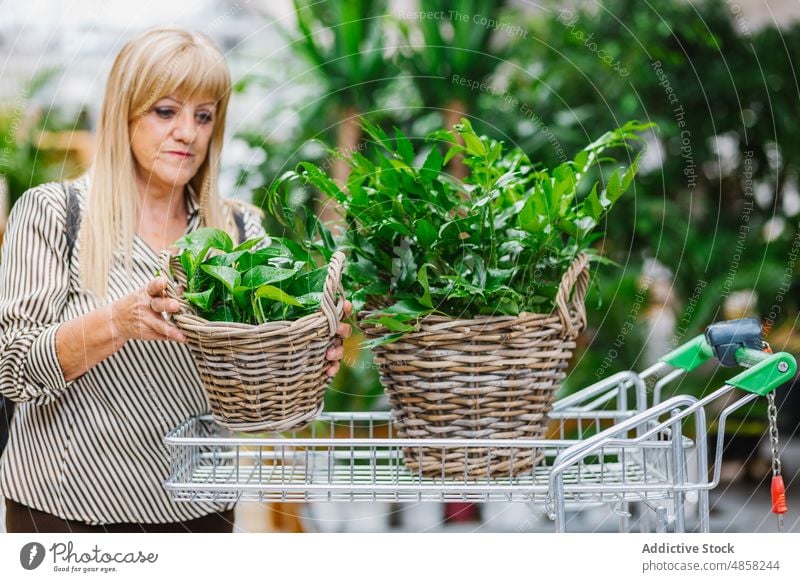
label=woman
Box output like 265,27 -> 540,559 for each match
0,27 -> 351,533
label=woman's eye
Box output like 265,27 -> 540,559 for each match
154,107 -> 174,119
196,112 -> 213,124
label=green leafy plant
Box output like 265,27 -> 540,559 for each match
270,118 -> 651,344
0,70 -> 63,214
171,227 -> 332,324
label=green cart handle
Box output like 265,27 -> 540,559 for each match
660,334 -> 715,371
660,335 -> 796,396
727,348 -> 796,396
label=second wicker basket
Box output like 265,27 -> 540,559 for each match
361,253 -> 590,479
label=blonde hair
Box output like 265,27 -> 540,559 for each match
81,26 -> 262,300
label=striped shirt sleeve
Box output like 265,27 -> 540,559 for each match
240,206 -> 270,250
0,185 -> 71,404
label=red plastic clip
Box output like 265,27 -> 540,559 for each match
771,475 -> 787,514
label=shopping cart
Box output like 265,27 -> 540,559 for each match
163,319 -> 796,532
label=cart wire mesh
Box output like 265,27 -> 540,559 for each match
164,411 -> 687,505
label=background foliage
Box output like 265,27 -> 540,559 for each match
237,0 -> 800,424
5,0 -> 799,424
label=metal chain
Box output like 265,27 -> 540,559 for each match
761,340 -> 783,478
767,390 -> 782,477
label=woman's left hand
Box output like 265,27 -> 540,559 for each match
325,300 -> 353,377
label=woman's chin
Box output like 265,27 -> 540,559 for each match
150,170 -> 195,191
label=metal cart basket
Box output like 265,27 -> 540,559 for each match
163,321 -> 797,532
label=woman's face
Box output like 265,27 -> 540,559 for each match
129,94 -> 217,194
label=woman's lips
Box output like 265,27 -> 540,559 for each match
166,151 -> 193,158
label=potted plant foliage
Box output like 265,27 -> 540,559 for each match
159,227 -> 346,432
270,118 -> 650,477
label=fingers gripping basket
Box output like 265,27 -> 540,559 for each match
362,254 -> 590,479
159,250 -> 346,433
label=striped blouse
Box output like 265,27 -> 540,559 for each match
0,175 -> 266,524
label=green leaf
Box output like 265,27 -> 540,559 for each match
438,219 -> 470,244
552,165 -> 577,215
620,156 -> 641,195
519,196 -> 545,233
361,332 -> 406,350
456,118 -> 486,156
295,292 -> 323,307
374,316 -> 416,332
583,183 -> 603,220
426,128 -> 458,146
175,227 -> 234,265
573,150 -> 589,173
232,285 -> 252,315
487,268 -> 517,286
238,247 -> 289,271
242,265 -> 301,288
360,116 -> 393,151
200,265 -> 240,292
174,227 -> 233,254
415,219 -> 437,248
204,304 -> 236,321
378,220 -> 411,237
205,250 -> 247,267
394,127 -> 414,164
574,216 -> 597,238
184,288 -> 214,311
287,266 -> 329,296
420,146 -> 443,182
255,285 -> 303,307
380,298 -> 430,320
461,131 -> 486,157
297,161 -> 346,203
271,237 -> 314,265
179,250 -> 194,283
232,235 -> 265,252
604,168 -> 622,205
417,263 -> 434,309
443,144 -> 466,165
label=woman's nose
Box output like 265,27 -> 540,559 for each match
171,110 -> 195,143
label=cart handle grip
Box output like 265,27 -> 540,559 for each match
660,334 -> 795,379
727,349 -> 796,396
659,335 -> 794,394
660,318 -> 769,371
660,334 -> 714,371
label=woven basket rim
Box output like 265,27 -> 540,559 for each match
358,253 -> 591,337
357,307 -> 585,335
357,309 -> 576,323
159,250 -> 347,339
174,308 -> 330,337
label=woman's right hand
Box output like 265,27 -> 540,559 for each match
110,277 -> 188,345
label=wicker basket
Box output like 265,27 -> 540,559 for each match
159,250 -> 346,433
360,254 -> 590,479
